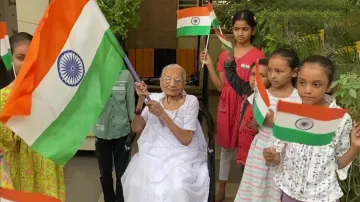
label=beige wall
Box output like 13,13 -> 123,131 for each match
16,0 -> 49,35
0,0 -> 17,35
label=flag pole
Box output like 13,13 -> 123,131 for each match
201,34 -> 210,68
123,55 -> 151,101
12,64 -> 16,79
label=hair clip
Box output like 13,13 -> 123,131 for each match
253,16 -> 257,21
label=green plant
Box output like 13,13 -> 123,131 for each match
332,73 -> 360,120
97,0 -> 142,39
331,73 -> 360,202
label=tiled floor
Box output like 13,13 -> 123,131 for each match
64,95 -> 242,202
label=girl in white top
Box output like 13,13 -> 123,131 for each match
264,55 -> 360,202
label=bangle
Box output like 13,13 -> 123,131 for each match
135,109 -> 142,115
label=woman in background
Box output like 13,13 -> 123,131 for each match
0,32 -> 65,201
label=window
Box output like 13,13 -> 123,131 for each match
178,0 -> 198,10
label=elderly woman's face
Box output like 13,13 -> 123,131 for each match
160,68 -> 185,96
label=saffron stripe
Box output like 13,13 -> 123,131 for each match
177,7 -> 209,19
277,100 -> 347,121
0,0 -> 90,123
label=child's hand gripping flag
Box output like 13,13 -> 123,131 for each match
177,7 -> 211,36
0,187 -> 60,202
273,100 -> 348,146
249,59 -> 270,126
0,22 -> 12,70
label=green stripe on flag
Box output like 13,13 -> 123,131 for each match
2,50 -> 12,70
273,125 -> 335,146
31,28 -> 126,165
177,26 -> 210,37
212,19 -> 220,29
253,101 -> 265,126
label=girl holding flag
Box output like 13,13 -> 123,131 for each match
234,48 -> 301,202
0,32 -> 65,201
264,55 -> 360,202
200,10 -> 264,201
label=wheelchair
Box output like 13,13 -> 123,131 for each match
124,101 -> 215,202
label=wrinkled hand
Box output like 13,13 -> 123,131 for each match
146,101 -> 166,120
200,50 -> 213,66
263,109 -> 274,127
263,147 -> 280,165
135,81 -> 150,97
351,121 -> 360,151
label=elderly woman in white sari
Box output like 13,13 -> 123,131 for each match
121,64 -> 209,202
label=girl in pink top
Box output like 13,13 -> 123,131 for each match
201,10 -> 264,202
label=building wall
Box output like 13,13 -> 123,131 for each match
0,0 -> 18,35
16,0 -> 49,35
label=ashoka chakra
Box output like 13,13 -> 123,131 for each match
295,118 -> 314,131
57,50 -> 85,87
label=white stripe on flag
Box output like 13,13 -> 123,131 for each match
177,16 -> 211,29
255,90 -> 268,117
0,36 -> 10,55
0,197 -> 14,202
7,1 -> 109,145
275,111 -> 344,134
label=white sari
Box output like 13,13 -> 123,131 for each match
121,93 -> 209,202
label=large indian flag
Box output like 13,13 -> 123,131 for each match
177,7 -> 211,36
252,60 -> 270,126
0,0 -> 126,165
274,100 -> 348,146
0,187 -> 60,202
207,3 -> 220,29
0,22 -> 12,70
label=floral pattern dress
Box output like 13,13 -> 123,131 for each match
0,88 -> 65,201
268,95 -> 352,202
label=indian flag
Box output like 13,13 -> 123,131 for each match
0,22 -> 12,70
177,7 -> 211,36
215,30 -> 233,53
252,60 -> 270,126
273,100 -> 348,146
207,3 -> 220,29
0,187 -> 60,202
0,0 -> 126,165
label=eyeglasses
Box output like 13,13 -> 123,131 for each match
162,76 -> 184,85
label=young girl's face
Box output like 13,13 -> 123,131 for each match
268,56 -> 297,88
297,63 -> 330,105
249,65 -> 270,89
12,41 -> 31,74
232,20 -> 254,45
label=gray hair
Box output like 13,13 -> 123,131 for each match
161,64 -> 186,81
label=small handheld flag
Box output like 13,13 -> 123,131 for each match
0,22 -> 12,70
273,100 -> 348,146
207,3 -> 220,29
252,59 -> 270,126
214,30 -> 233,53
177,7 -> 211,37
